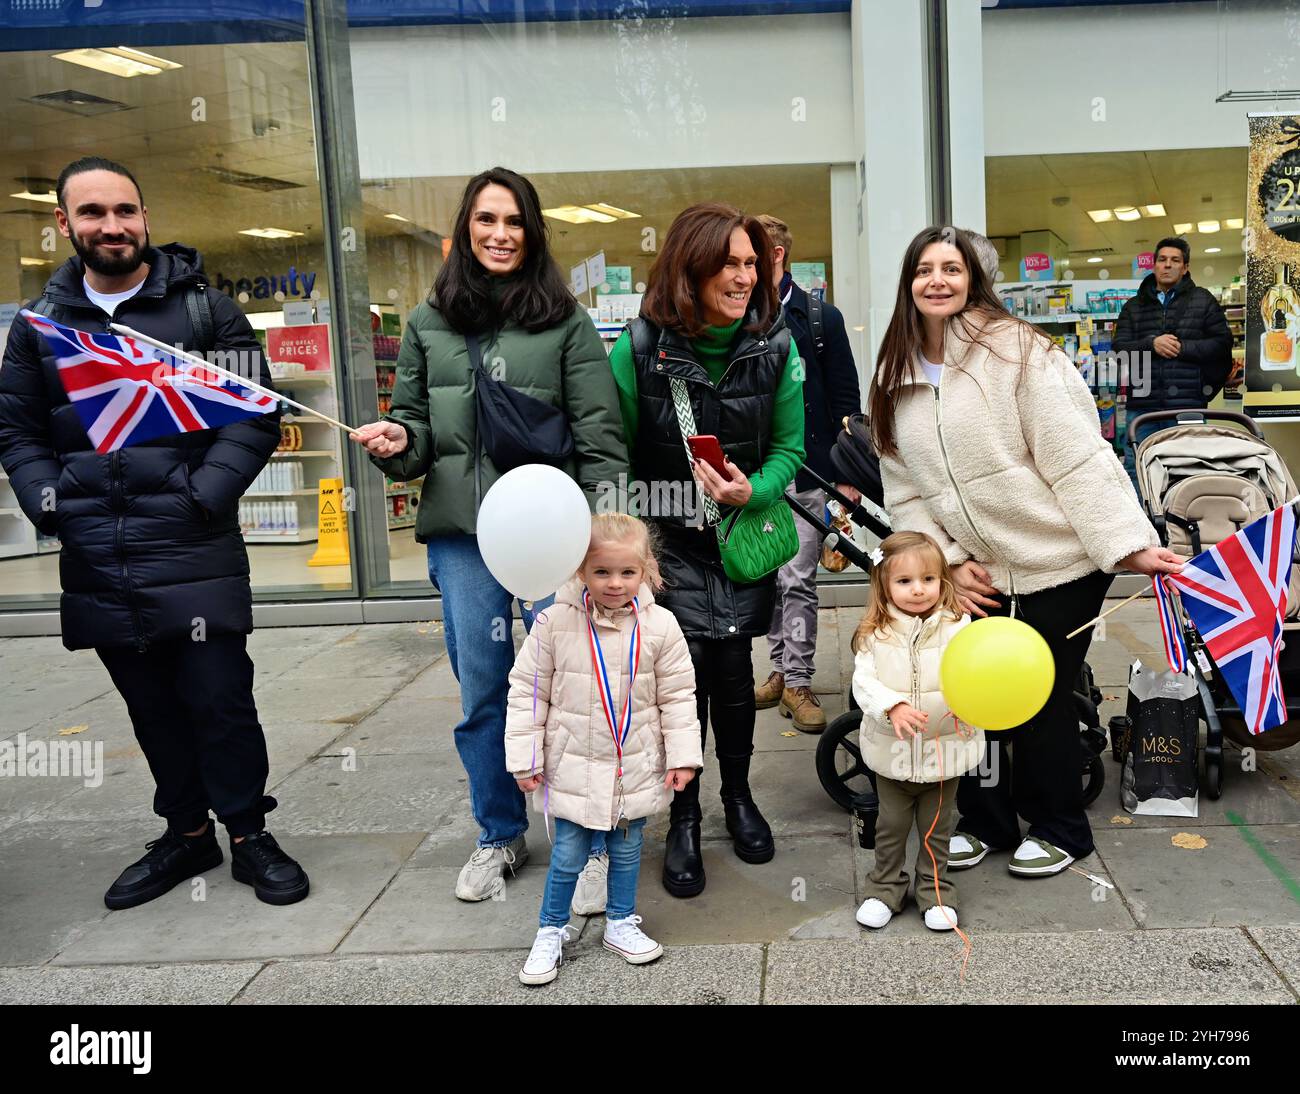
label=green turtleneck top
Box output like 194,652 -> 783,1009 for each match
608,318 -> 805,510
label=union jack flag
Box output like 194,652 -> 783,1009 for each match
1168,504 -> 1297,735
1151,574 -> 1187,674
22,310 -> 276,454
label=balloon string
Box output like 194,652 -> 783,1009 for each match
927,710 -> 973,980
528,609 -> 553,848
530,609 -> 550,722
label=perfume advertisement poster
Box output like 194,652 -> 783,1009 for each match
1245,113 -> 1300,420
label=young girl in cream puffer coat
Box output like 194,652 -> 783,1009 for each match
851,531 -> 985,933
506,514 -> 703,986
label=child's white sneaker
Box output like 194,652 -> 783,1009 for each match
923,905 -> 959,931
855,897 -> 893,929
602,915 -> 663,965
570,853 -> 609,916
519,924 -> 573,986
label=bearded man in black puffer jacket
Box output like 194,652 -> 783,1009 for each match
0,158 -> 309,910
1112,236 -> 1233,485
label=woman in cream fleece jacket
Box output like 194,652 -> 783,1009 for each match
866,226 -> 1184,879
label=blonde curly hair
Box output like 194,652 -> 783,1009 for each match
581,513 -> 663,590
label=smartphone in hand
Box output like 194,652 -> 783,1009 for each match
687,434 -> 733,480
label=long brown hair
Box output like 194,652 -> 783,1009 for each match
867,226 -> 1051,457
851,532 -> 964,651
432,167 -> 575,335
641,202 -> 778,339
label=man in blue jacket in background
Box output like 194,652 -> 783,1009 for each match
754,215 -> 862,733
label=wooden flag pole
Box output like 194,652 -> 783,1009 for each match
108,322 -> 362,434
1066,586 -> 1149,640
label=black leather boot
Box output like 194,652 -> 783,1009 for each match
719,755 -> 774,864
662,778 -> 705,898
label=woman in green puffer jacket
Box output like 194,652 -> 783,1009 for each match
350,167 -> 629,906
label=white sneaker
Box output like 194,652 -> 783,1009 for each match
924,905 -> 959,931
455,835 -> 529,902
602,915 -> 664,965
855,897 -> 893,929
519,924 -> 574,986
570,853 -> 609,916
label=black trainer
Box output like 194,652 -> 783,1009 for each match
104,824 -> 223,910
230,831 -> 309,905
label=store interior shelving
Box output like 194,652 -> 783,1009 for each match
372,310 -> 421,534
242,363 -> 344,544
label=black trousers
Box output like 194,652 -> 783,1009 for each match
671,637 -> 757,816
956,569 -> 1113,859
96,634 -> 273,838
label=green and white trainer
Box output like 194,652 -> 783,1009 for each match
947,832 -> 989,870
1008,836 -> 1074,877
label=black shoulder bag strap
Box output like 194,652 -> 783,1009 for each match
184,285 -> 215,354
29,297 -> 55,317
466,332 -> 485,512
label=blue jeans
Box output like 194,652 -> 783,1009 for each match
539,817 -> 646,927
1123,419 -> 1173,492
426,535 -> 554,848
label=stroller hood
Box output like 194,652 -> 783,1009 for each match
1135,422 -> 1300,618
829,414 -> 884,506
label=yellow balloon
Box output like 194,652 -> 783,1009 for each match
939,617 -> 1055,731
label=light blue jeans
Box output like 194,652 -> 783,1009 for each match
426,535 -> 553,848
539,817 -> 646,927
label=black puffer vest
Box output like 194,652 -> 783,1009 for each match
626,314 -> 791,641
627,315 -> 790,527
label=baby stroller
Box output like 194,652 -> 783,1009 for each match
785,415 -> 1108,812
1126,409 -> 1300,799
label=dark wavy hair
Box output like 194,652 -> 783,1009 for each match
431,167 -> 575,335
641,202 -> 777,339
867,226 -> 1049,457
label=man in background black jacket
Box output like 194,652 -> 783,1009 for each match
754,215 -> 862,733
1112,236 -> 1233,484
0,158 -> 309,910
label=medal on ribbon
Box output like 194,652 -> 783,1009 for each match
583,588 -> 642,820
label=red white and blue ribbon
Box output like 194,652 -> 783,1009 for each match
583,588 -> 641,777
1152,574 -> 1188,674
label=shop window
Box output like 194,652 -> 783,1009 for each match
0,12 -> 355,611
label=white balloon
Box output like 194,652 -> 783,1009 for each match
477,464 -> 591,601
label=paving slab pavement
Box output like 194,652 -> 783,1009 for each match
2,600 -> 1298,1004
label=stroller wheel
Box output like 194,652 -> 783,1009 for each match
1204,754 -> 1224,800
1082,750 -> 1105,807
816,710 -> 875,812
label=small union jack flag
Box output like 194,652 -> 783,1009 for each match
22,310 -> 276,454
1151,574 -> 1187,674
1168,504 -> 1297,735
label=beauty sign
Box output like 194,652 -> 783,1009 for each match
1019,252 -> 1054,281
1132,251 -> 1155,278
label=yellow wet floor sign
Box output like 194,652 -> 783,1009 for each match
308,477 -> 350,567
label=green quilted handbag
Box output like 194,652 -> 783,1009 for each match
669,378 -> 799,584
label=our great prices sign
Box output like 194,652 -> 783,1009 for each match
267,324 -> 332,372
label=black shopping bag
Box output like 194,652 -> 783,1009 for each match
1119,660 -> 1200,817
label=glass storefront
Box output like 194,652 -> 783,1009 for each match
5,0 -> 1300,632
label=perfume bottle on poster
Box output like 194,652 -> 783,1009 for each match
1259,262 -> 1299,371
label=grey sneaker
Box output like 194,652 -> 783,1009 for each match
1008,836 -> 1074,877
947,832 -> 989,871
570,852 -> 609,916
455,835 -> 529,901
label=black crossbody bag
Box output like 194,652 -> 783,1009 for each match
466,332 -> 574,472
